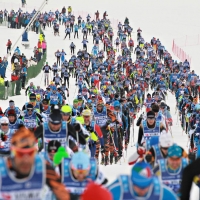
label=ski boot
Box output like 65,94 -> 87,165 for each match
105,156 -> 109,166
115,156 -> 119,164
110,154 -> 114,165
101,157 -> 105,165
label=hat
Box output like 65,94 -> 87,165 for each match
81,182 -> 112,200
160,102 -> 166,107
82,109 -> 91,116
49,107 -> 62,124
113,100 -> 120,107
0,117 -> 9,124
11,127 -> 36,148
131,162 -> 153,188
47,140 -> 61,153
77,95 -> 82,100
97,100 -> 104,106
73,99 -> 79,103
147,111 -> 155,118
167,144 -> 182,158
159,134 -> 173,148
42,98 -> 49,104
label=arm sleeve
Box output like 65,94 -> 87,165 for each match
45,162 -> 70,200
34,125 -> 43,139
67,123 -> 86,145
180,158 -> 200,200
137,125 -> 144,145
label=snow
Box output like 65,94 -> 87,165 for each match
0,0 -> 200,199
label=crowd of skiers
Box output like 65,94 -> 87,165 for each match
0,4 -> 200,200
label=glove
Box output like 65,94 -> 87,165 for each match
20,110 -> 25,117
86,126 -> 93,132
74,123 -> 81,131
123,130 -> 126,136
67,93 -> 69,97
145,153 -> 152,163
188,152 -> 196,162
1,133 -> 7,141
101,147 -> 105,153
139,113 -> 143,119
115,120 -> 120,124
137,146 -> 146,157
106,119 -> 112,125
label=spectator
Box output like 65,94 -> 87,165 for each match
0,57 -> 7,78
6,39 -> 12,54
11,72 -> 19,82
0,10 -> 3,24
20,65 -> 27,89
42,40 -> 47,54
0,107 -> 4,118
37,39 -> 42,51
0,75 -> 4,85
14,46 -> 21,55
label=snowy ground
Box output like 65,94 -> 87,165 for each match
0,0 -> 200,199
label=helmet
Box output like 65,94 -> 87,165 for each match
52,86 -> 57,91
82,109 -> 91,116
61,105 -> 72,114
195,104 -> 200,111
159,134 -> 173,148
131,162 -> 153,188
81,182 -> 112,200
71,151 -> 90,170
0,117 -> 9,124
7,109 -> 16,117
29,93 -> 36,100
113,100 -> 120,107
26,104 -> 34,110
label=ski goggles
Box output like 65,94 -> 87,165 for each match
114,106 -> 120,110
72,168 -> 89,176
30,98 -> 36,102
42,101 -> 49,105
11,146 -> 36,158
27,108 -> 33,112
61,112 -> 71,116
9,102 -> 15,107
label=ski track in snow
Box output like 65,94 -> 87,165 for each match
0,0 -> 200,199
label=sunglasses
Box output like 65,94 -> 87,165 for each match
161,147 -> 169,150
30,99 -> 36,102
27,108 -> 33,111
83,116 -> 90,118
11,147 -> 36,158
114,106 -> 120,110
1,124 -> 8,126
